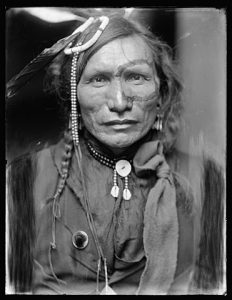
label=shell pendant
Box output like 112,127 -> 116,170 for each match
116,160 -> 132,201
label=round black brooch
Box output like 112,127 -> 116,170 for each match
72,230 -> 89,250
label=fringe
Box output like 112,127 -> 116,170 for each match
192,156 -> 225,293
7,152 -> 37,293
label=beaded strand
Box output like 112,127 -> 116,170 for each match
111,168 -> 119,198
70,50 -> 80,146
87,142 -> 116,169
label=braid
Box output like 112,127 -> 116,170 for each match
54,129 -> 73,198
48,128 -> 74,286
50,128 -> 73,252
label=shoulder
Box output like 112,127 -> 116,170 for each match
7,142 -> 58,178
7,141 -> 62,210
6,150 -> 38,191
35,145 -> 58,177
168,146 -> 224,216
33,141 -> 64,209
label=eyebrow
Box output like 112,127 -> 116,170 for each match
82,59 -> 154,79
115,59 -> 153,77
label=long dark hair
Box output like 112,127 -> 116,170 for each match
44,14 -> 183,152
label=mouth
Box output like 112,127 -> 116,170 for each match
104,119 -> 138,126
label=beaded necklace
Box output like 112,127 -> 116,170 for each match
87,142 -> 133,200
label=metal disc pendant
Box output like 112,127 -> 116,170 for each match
72,230 -> 88,250
111,185 -> 119,198
123,188 -> 131,200
115,160 -> 131,177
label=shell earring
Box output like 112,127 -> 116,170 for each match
153,114 -> 163,131
153,103 -> 163,131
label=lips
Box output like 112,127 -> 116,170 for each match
104,119 -> 138,125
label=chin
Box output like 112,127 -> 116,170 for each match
99,133 -> 141,150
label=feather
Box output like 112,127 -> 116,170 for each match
6,31 -> 81,99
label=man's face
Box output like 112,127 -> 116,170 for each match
77,35 -> 160,154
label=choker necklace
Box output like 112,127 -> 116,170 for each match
87,142 -> 132,200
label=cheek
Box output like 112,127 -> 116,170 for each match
134,89 -> 159,116
123,81 -> 159,104
135,96 -> 158,127
77,86 -> 102,114
77,87 -> 107,129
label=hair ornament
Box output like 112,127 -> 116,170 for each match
64,16 -> 109,55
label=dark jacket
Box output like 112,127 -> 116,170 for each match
7,136 -> 223,294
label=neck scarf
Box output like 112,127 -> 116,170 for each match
133,140 -> 178,295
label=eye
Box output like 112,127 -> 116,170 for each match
127,73 -> 147,84
91,75 -> 109,87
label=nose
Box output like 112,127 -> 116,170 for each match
107,80 -> 132,113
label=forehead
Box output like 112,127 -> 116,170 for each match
83,35 -> 153,72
